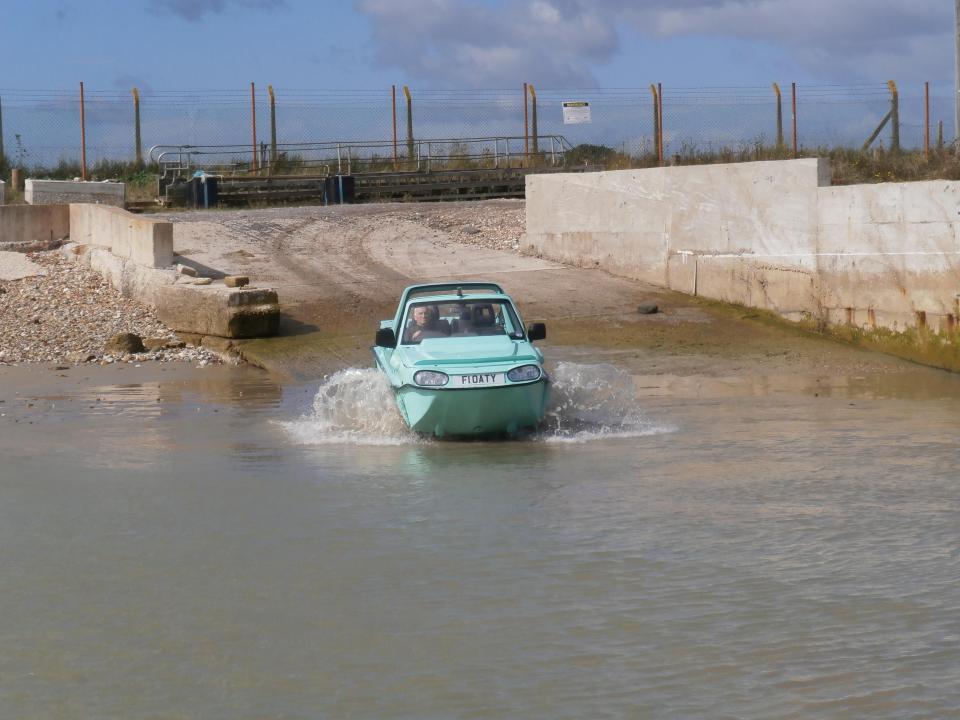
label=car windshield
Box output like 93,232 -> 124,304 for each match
400,300 -> 523,344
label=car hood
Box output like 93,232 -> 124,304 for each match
398,335 -> 540,367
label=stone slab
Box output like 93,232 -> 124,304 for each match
0,205 -> 71,250
26,179 -> 125,207
70,203 -> 173,268
0,250 -> 46,280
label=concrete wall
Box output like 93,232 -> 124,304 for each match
0,205 -> 71,251
26,179 -> 125,207
526,159 -> 960,338
70,203 -> 173,268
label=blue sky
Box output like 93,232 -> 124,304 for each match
0,0 -> 953,92
0,1 -> 954,162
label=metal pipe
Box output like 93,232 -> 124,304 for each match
132,88 -> 142,167
772,83 -> 783,150
650,84 -> 659,162
888,80 -> 899,152
268,85 -> 277,168
403,86 -> 414,166
925,81 -> 930,160
523,82 -> 529,161
250,81 -> 258,172
0,95 -> 5,172
529,84 -> 538,158
80,81 -> 87,180
657,82 -> 664,166
391,85 -> 398,170
791,82 -> 798,157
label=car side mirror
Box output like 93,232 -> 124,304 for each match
527,323 -> 546,341
375,327 -> 397,348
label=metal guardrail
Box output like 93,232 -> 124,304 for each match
148,135 -> 573,179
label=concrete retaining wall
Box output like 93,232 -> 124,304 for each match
69,203 -> 173,268
0,204 -> 71,251
526,159 -> 960,342
26,179 -> 125,207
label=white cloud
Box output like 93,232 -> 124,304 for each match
356,0 -> 953,87
149,0 -> 286,22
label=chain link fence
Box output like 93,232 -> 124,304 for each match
0,84 -> 953,175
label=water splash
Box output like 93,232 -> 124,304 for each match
281,368 -> 416,446
282,363 -> 673,445
535,362 -> 674,443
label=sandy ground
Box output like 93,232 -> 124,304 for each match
153,200 -> 916,381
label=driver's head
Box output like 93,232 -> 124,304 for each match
412,305 -> 432,327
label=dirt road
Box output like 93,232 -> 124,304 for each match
156,201 -> 914,382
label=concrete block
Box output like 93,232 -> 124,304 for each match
26,179 -> 125,207
69,204 -> 173,268
224,275 -> 249,287
0,204 -> 71,251
154,286 -> 280,339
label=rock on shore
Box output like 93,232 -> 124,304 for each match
0,251 -> 220,367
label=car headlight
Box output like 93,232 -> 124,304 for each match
413,370 -> 449,386
507,364 -> 541,382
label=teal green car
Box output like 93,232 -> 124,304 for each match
373,282 -> 550,437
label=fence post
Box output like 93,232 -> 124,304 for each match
523,82 -> 529,162
938,120 -> 945,150
791,82 -> 798,157
0,95 -> 5,174
403,86 -> 414,169
132,88 -> 143,167
650,84 -> 660,163
250,81 -> 258,172
924,81 -> 930,160
268,85 -> 277,170
391,85 -> 398,170
657,82 -> 664,166
888,80 -> 900,152
772,83 -> 783,150
80,81 -> 87,180
530,83 -> 539,159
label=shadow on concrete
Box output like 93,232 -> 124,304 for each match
278,314 -> 319,337
173,255 -> 227,280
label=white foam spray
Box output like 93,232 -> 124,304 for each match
282,363 -> 673,445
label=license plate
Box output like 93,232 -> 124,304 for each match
455,373 -> 505,387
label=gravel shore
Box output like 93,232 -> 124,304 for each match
0,251 -> 219,368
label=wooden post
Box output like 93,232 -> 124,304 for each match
391,85 -> 398,170
268,85 -> 277,169
132,88 -> 143,167
888,80 -> 900,152
250,81 -> 258,172
404,86 -> 414,168
791,82 -> 798,157
657,82 -> 664,166
0,95 -> 5,173
924,81 -> 930,160
530,84 -> 538,158
650,84 -> 660,163
80,81 -> 87,180
773,83 -> 783,150
938,120 -> 945,150
523,82 -> 529,161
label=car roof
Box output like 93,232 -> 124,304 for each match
393,281 -> 511,328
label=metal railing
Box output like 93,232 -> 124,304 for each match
148,135 -> 573,179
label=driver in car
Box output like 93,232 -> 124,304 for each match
403,305 -> 450,343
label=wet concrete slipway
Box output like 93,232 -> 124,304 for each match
2,203 -> 960,718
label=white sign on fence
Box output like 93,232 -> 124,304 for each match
562,101 -> 591,125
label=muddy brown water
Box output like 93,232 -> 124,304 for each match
1,344 -> 958,718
